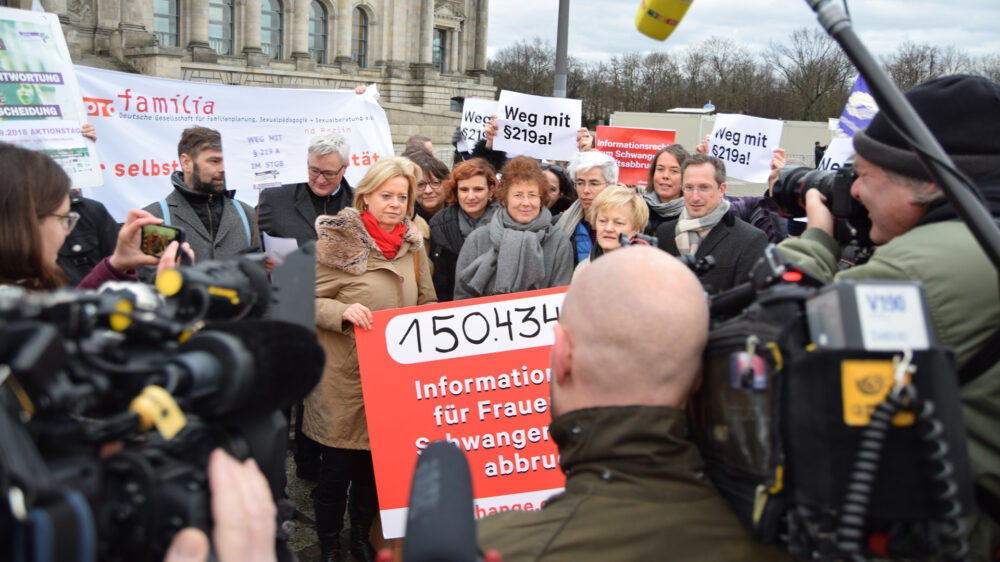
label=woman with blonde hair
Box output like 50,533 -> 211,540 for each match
306,156 -> 437,562
572,185 -> 650,280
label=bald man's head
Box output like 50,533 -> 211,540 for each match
550,246 -> 708,415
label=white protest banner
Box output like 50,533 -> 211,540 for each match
75,66 -> 394,220
818,137 -> 854,170
223,125 -> 308,191
0,7 -> 101,187
356,287 -> 568,538
706,114 -> 784,183
458,97 -> 498,153
494,90 -> 580,161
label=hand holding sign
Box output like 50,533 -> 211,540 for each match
458,98 -> 499,153
494,91 -> 581,161
706,114 -> 784,183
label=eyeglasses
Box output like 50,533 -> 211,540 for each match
417,179 -> 443,190
575,179 -> 607,189
48,211 -> 80,232
510,192 -> 541,201
681,185 -> 719,194
308,165 -> 346,180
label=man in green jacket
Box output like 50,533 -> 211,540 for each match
777,74 -> 1000,559
477,246 -> 785,561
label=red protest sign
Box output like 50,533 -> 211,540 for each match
595,126 -> 676,186
355,287 -> 568,539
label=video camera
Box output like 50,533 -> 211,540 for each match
0,253 -> 323,562
690,247 -> 974,560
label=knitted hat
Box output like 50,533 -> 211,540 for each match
853,74 -> 1000,182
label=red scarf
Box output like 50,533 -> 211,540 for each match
362,209 -> 407,259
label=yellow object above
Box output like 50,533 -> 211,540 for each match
635,0 -> 694,41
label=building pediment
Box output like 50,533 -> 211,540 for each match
435,0 -> 465,22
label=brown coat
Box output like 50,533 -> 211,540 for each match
303,207 -> 437,450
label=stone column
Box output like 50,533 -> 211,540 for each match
243,0 -> 269,65
448,25 -> 460,73
291,0 -> 314,68
419,0 -> 433,65
187,0 -> 217,62
334,0 -> 353,65
290,0 -> 309,56
472,0 -> 488,73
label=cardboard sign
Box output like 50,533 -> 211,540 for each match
706,113 -> 784,183
595,126 -> 677,186
457,98 -> 498,153
356,287 -> 569,539
224,125 -> 308,190
494,90 -> 580,161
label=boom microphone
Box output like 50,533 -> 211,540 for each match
403,441 -> 479,562
163,319 -> 324,419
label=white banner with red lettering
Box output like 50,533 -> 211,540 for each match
74,66 -> 393,219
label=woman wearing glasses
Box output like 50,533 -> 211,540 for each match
429,158 -> 500,301
0,143 -> 185,290
454,156 -> 573,299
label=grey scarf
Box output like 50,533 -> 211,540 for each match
642,190 -> 685,220
458,202 -> 498,239
459,206 -> 554,295
554,199 -> 584,236
675,199 -> 731,256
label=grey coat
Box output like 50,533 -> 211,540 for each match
258,180 -> 353,245
656,211 -> 768,294
143,188 -> 260,263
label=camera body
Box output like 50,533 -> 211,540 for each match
771,164 -> 874,261
0,253 -> 320,562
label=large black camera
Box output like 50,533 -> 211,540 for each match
0,253 -> 323,562
771,164 -> 875,261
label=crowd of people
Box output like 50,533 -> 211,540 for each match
1,72 -> 998,562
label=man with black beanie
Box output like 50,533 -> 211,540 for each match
778,74 -> 1000,558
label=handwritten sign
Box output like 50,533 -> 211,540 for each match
706,114 -> 784,183
356,287 -> 568,538
494,90 -> 580,161
457,98 -> 498,154
223,125 -> 307,190
818,137 -> 854,170
595,126 -> 676,186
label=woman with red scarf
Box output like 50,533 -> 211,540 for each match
304,156 -> 436,562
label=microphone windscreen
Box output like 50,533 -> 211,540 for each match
194,319 -> 324,417
403,441 -> 478,562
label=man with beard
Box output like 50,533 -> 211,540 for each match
143,127 -> 259,263
477,246 -> 787,561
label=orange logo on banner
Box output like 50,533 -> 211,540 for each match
356,287 -> 569,539
594,126 -> 677,186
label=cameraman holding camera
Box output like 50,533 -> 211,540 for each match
777,74 -> 1000,558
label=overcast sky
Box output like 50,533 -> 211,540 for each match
487,0 -> 1000,62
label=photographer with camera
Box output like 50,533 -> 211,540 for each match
777,74 -> 1000,557
477,246 -> 786,561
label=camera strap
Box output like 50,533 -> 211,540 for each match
957,325 -> 1000,386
